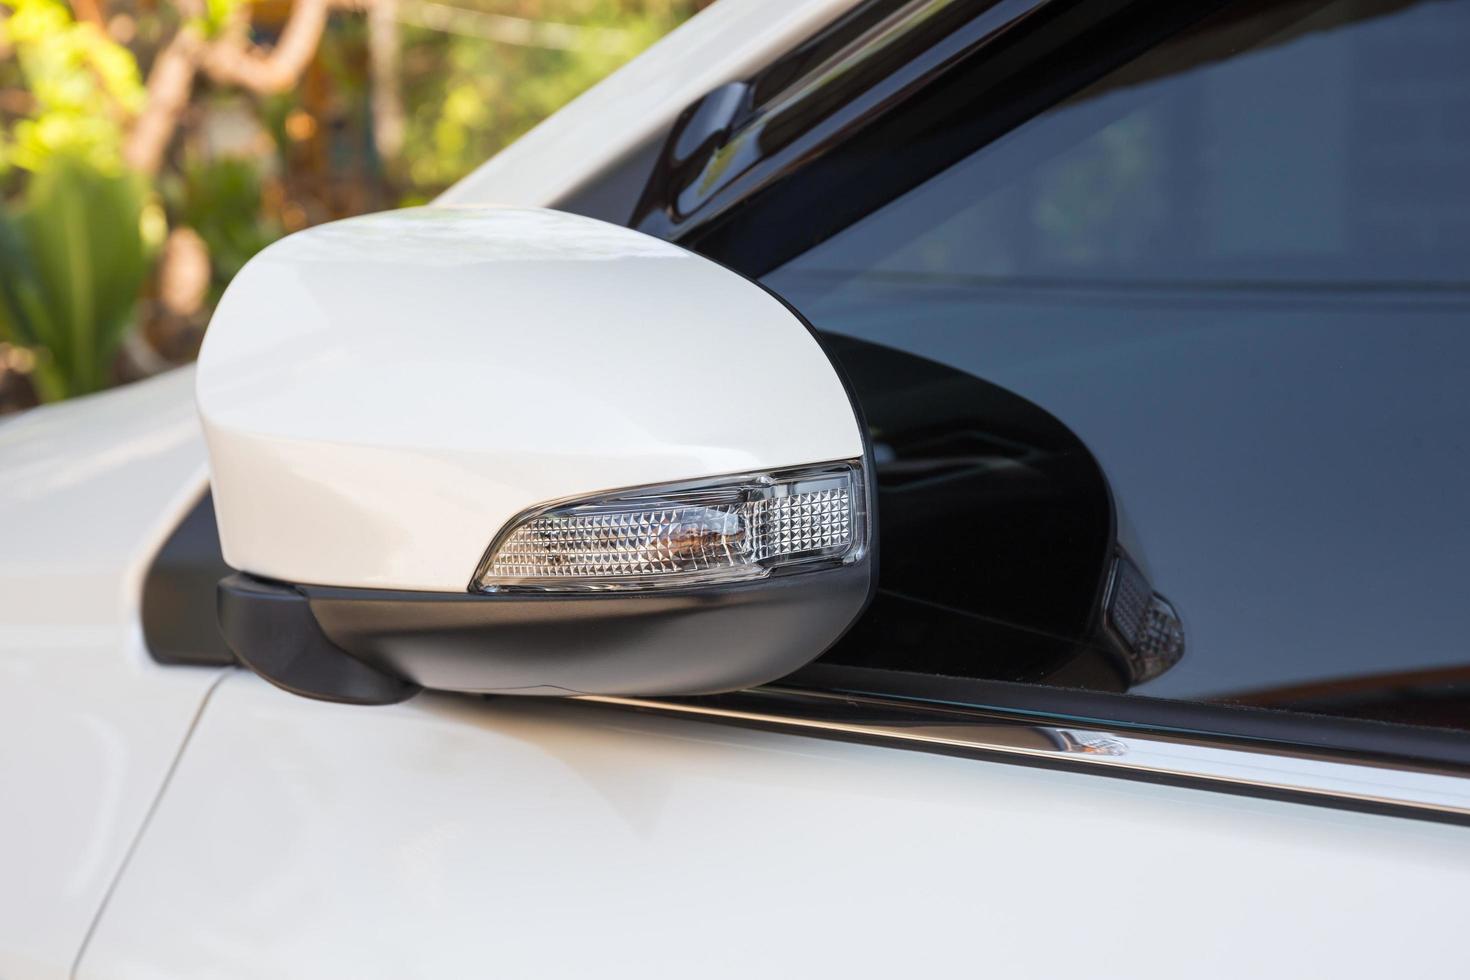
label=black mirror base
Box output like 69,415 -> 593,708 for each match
218,573 -> 422,705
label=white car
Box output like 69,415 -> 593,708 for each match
5,0 -> 1470,975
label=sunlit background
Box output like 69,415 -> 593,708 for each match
0,0 -> 705,414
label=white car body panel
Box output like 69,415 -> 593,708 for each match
81,671 -> 1470,979
0,370 -> 223,980
198,207 -> 861,591
0,0 -> 1466,976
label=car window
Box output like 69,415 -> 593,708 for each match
762,0 -> 1470,727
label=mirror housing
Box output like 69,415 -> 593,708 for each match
198,207 -> 874,703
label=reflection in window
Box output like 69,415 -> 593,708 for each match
767,0 -> 1470,726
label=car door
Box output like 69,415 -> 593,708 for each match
78,0 -> 1470,975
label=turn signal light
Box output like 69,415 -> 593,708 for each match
1105,553 -> 1186,683
474,462 -> 867,593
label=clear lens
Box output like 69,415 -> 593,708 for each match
1105,553 -> 1185,683
474,462 -> 865,593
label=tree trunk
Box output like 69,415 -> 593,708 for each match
368,0 -> 405,166
124,0 -> 358,176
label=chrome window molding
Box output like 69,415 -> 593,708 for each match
583,687 -> 1470,825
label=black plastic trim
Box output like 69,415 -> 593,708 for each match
214,558 -> 871,703
303,561 -> 871,697
142,491 -> 238,667
218,573 -> 420,705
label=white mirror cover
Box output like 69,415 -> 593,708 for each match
197,207 -> 864,592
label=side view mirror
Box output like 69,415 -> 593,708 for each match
197,207 -> 875,704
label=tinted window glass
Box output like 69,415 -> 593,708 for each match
764,0 -> 1470,725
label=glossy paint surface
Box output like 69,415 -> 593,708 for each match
438,0 -> 863,210
0,370 -> 222,980
197,206 -> 862,592
82,671 -> 1470,979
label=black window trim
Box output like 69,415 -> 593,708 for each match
788,662 -> 1470,775
619,0 -> 1235,276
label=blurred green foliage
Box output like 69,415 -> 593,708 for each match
0,0 -> 156,400
0,0 -> 702,411
0,0 -> 143,173
397,4 -> 683,195
0,154 -> 153,398
168,155 -> 282,305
